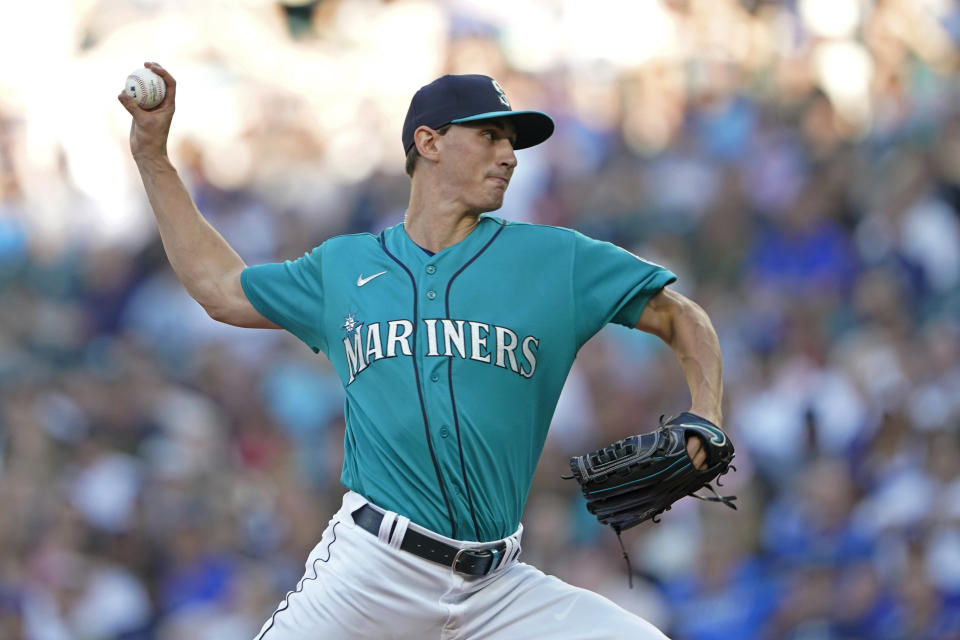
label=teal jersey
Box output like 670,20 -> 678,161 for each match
241,215 -> 676,541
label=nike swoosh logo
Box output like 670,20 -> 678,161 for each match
356,271 -> 387,287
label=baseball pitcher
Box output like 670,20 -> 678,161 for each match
119,63 -> 733,639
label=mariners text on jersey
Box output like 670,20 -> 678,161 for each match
343,318 -> 539,384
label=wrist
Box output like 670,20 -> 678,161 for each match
133,150 -> 173,170
689,407 -> 722,427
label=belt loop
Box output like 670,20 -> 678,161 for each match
501,537 -> 515,570
389,515 -> 409,550
503,532 -> 521,567
377,510 -> 397,544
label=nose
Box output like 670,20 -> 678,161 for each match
499,140 -> 517,169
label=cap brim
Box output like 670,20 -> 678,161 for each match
450,110 -> 555,150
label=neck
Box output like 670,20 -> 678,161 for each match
405,180 -> 482,253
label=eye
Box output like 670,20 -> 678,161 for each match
481,130 -> 495,140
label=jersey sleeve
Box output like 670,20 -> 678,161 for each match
571,231 -> 677,346
240,245 -> 327,354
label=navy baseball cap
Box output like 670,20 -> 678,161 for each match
402,74 -> 554,154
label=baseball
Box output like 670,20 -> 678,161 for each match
124,68 -> 166,109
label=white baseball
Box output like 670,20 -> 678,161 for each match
124,68 -> 166,109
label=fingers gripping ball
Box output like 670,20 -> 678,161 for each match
125,68 -> 166,109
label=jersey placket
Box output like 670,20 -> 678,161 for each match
434,222 -> 506,541
418,258 -> 476,539
380,220 -> 504,540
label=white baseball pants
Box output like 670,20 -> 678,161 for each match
253,491 -> 669,640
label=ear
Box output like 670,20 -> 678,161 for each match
414,125 -> 443,162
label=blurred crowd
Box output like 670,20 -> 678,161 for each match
2,0 -> 960,638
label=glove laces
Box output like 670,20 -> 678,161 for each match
690,479 -> 738,510
613,525 -> 634,589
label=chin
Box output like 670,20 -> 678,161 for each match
483,192 -> 507,212
479,200 -> 505,214
466,196 -> 505,214
463,185 -> 507,214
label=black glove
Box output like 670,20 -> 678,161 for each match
565,412 -> 737,585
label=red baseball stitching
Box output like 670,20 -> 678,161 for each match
130,74 -> 162,107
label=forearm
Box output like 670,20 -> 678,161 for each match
667,298 -> 723,425
135,154 -> 247,316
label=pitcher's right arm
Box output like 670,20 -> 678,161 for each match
118,62 -> 278,329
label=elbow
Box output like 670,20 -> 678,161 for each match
201,290 -> 273,329
192,271 -> 247,326
637,288 -> 717,346
203,301 -> 233,324
200,289 -> 247,326
203,298 -> 254,327
191,285 -> 235,325
665,296 -> 712,348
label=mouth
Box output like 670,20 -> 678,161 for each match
487,176 -> 509,187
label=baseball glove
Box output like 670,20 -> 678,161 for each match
565,412 -> 736,586
566,412 -> 736,533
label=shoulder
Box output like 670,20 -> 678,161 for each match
310,232 -> 381,256
274,233 -> 380,274
484,216 -> 581,242
324,232 -> 380,247
486,217 -> 624,258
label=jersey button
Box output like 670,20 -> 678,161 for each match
426,264 -> 437,274
426,290 -> 437,300
439,426 -> 449,438
431,374 -> 439,382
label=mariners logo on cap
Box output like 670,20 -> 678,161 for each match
492,79 -> 510,108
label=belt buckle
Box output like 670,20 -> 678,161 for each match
452,546 -> 500,577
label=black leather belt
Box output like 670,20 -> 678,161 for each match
352,504 -> 507,577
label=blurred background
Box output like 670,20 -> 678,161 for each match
1,0 -> 959,638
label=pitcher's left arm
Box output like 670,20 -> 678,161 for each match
635,287 -> 724,466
